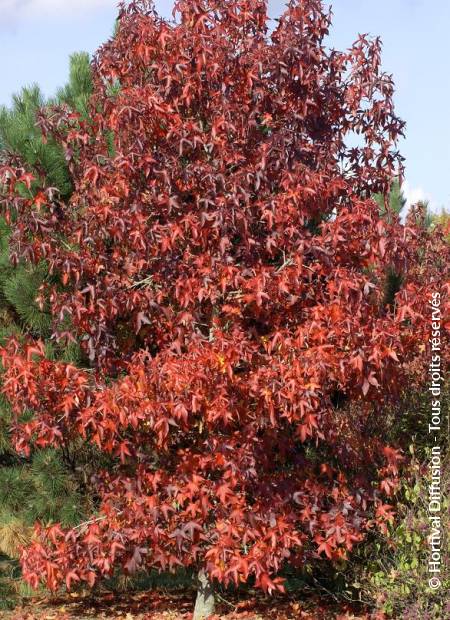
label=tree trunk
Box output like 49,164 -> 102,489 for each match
193,569 -> 215,620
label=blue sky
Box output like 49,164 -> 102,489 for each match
1,0 -> 448,212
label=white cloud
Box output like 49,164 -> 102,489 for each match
0,0 -> 112,21
402,180 -> 439,215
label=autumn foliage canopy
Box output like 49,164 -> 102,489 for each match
0,0 -> 448,596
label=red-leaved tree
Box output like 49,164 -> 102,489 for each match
1,1 -> 448,617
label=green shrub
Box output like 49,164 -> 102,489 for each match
354,452 -> 449,619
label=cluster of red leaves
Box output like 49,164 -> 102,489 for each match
0,0 -> 448,598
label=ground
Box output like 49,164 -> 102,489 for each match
3,589 -> 381,620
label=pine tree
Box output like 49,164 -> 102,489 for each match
373,180 -> 407,309
55,52 -> 93,119
0,52 -> 93,609
374,178 -> 407,220
0,52 -> 93,198
0,53 -> 93,346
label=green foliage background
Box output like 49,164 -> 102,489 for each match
0,52 -> 93,609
